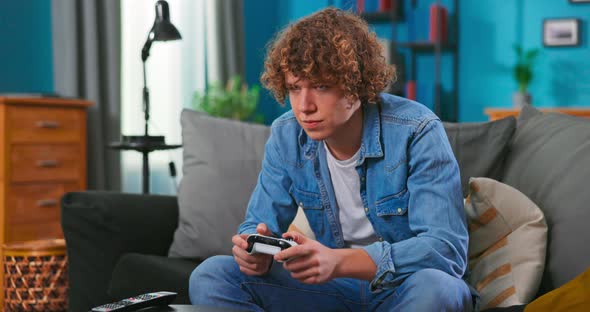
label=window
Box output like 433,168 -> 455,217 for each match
121,0 -> 206,194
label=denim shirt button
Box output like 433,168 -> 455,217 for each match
397,208 -> 402,213
378,237 -> 384,242
364,207 -> 369,213
299,202 -> 304,207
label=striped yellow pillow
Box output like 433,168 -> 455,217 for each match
465,177 -> 547,309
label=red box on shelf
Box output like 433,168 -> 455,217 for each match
379,0 -> 392,12
429,4 -> 448,42
405,81 -> 417,101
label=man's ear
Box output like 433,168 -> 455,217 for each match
348,98 -> 361,110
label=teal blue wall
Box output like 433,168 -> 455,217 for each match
244,0 -> 283,123
0,0 -> 54,93
2,1 -> 586,194
4,1 -> 587,121
244,0 -> 333,123
245,0 -> 590,123
460,0 -> 590,121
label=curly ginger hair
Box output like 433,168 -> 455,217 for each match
261,7 -> 396,105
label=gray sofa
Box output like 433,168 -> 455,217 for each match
62,105 -> 590,311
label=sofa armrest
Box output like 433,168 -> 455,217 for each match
61,191 -> 179,311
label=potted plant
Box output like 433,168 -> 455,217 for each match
193,75 -> 263,123
512,44 -> 539,108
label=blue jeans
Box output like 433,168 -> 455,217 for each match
189,255 -> 474,311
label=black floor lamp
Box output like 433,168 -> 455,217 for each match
110,0 -> 182,194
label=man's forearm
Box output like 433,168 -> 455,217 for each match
333,248 -> 377,281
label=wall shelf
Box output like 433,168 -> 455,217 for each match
397,41 -> 456,51
360,0 -> 459,122
361,12 -> 396,23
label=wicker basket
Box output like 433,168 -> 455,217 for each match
3,239 -> 67,312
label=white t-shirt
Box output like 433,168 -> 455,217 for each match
324,143 -> 378,248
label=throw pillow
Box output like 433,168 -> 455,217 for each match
502,105 -> 590,292
443,117 -> 516,197
168,110 -> 270,259
524,267 -> 590,311
465,177 -> 547,309
289,207 -> 316,240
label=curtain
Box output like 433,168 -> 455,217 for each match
205,0 -> 245,85
51,0 -> 121,191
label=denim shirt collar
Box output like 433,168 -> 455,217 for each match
359,102 -> 383,162
298,102 -> 383,162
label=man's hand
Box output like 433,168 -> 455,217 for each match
232,223 -> 273,276
274,231 -> 341,284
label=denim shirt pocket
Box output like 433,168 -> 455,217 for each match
375,189 -> 412,241
290,186 -> 323,210
290,186 -> 325,236
375,188 -> 409,217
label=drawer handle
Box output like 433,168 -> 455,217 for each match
37,199 -> 58,207
36,120 -> 61,129
37,160 -> 60,168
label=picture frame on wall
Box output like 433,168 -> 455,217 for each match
543,18 -> 581,47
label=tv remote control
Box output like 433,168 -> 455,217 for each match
90,291 -> 177,312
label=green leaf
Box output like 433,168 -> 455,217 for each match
192,74 -> 262,123
512,44 -> 540,93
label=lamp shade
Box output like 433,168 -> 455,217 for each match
151,0 -> 181,41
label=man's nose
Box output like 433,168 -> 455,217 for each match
299,89 -> 316,113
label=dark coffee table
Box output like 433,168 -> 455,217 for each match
138,305 -> 241,311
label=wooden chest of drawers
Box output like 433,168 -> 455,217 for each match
0,97 -> 92,243
0,97 -> 92,306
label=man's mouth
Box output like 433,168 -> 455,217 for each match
302,120 -> 322,128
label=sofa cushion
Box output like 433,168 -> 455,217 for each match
443,117 -> 517,197
168,110 -> 270,259
502,105 -> 590,293
108,253 -> 200,304
465,177 -> 547,309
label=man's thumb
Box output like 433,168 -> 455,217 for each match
284,231 -> 307,244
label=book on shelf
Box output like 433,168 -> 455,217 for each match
379,0 -> 392,11
405,81 -> 416,101
429,4 -> 448,42
407,4 -> 449,44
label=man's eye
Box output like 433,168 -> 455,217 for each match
315,85 -> 329,91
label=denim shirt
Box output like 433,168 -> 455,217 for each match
238,93 -> 468,292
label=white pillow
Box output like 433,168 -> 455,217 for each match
465,177 -> 547,309
168,110 -> 270,259
290,207 -> 315,239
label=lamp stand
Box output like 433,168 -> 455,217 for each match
143,59 -> 151,137
108,54 -> 180,194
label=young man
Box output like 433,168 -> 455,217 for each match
190,8 -> 474,311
